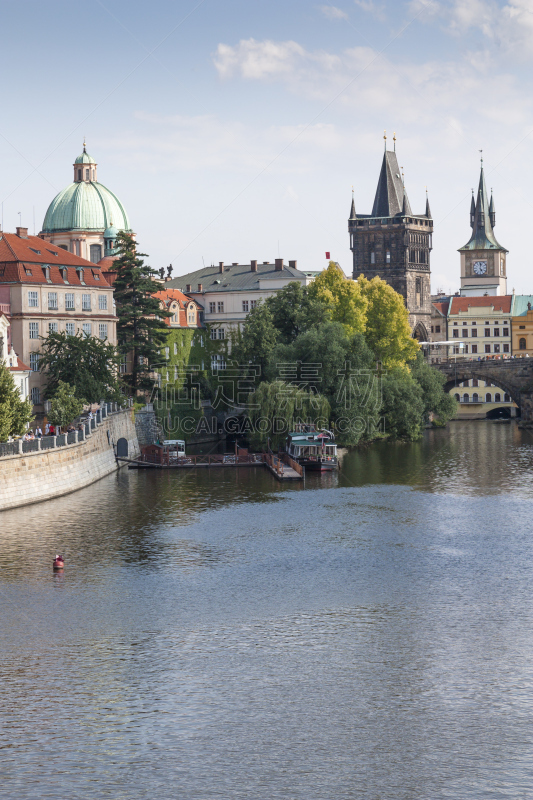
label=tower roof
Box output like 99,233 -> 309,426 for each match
74,143 -> 96,165
371,150 -> 411,217
459,162 -> 507,252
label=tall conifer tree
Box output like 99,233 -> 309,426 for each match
112,232 -> 171,395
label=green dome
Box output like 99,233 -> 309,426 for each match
104,224 -> 119,238
74,150 -> 96,165
42,181 -> 131,233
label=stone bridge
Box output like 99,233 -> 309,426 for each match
435,359 -> 533,424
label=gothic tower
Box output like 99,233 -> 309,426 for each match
459,159 -> 508,296
348,141 -> 432,340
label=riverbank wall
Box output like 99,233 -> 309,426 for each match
0,408 -> 139,512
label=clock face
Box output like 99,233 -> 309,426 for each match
473,260 -> 487,275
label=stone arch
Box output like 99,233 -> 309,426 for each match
442,371 -> 520,409
412,322 -> 429,342
116,437 -> 128,457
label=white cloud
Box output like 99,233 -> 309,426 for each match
354,0 -> 387,22
319,5 -> 349,20
213,39 -> 307,80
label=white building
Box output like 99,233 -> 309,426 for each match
0,312 -> 30,402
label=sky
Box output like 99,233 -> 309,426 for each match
2,0 -> 533,293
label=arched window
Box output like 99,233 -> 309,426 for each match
85,169 -> 89,180
485,392 -> 492,402
495,393 -> 501,402
519,337 -> 526,350
454,393 -> 460,402
504,393 -> 510,402
463,393 -> 469,403
370,251 -> 375,264
386,250 -> 391,263
89,244 -> 102,263
472,393 -> 479,402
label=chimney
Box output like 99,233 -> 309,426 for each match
16,227 -> 28,239
219,262 -> 224,273
198,283 -> 203,292
288,260 -> 297,269
186,284 -> 192,292
232,262 -> 238,266
275,258 -> 283,271
251,260 -> 258,272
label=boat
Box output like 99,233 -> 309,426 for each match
162,439 -> 186,461
285,424 -> 338,471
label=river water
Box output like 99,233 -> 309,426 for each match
1,421 -> 533,799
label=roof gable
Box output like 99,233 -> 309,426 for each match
449,295 -> 512,315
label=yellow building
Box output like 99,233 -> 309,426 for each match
511,295 -> 533,357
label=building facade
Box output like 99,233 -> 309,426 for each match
511,295 -> 533,356
459,161 -> 508,296
167,259 -> 311,339
39,144 -> 131,265
0,228 -> 116,413
429,298 -> 450,363
447,296 -> 512,358
348,144 -> 432,339
0,312 -> 30,403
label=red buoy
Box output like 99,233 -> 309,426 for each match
53,554 -> 64,570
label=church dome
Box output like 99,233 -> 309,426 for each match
42,146 -> 130,234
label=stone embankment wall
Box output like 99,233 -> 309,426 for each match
0,409 -> 139,512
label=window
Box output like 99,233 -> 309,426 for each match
486,381 -> 492,387
82,322 -> 92,337
485,344 -> 491,353
472,328 -> 477,337
98,323 -> 108,340
29,322 -> 39,339
90,244 -> 102,263
463,380 -> 469,388
98,294 -> 107,310
165,346 -> 170,360
471,321 -> 477,325
472,393 -> 479,402
453,321 -> 458,326
453,329 -> 459,338
138,356 -> 145,366
463,345 -> 469,354
386,250 -> 391,263
370,251 -> 375,264
519,325 -> 526,330
472,344 -> 478,354
209,302 -> 216,313
485,321 -> 489,325
85,169 -> 89,180
503,327 -> 509,337
119,355 -> 127,374
494,343 -> 500,353
66,322 -> 75,336
65,293 -> 75,310
211,354 -> 226,371
30,353 -> 40,372
462,329 -> 468,338
250,300 -> 257,309
218,328 -> 225,340
28,290 -> 38,307
472,379 -> 478,387
77,169 -> 82,181
48,322 -> 58,334
504,394 -> 510,402
463,393 -> 469,403
48,292 -> 58,310
30,387 -> 40,404
82,293 -> 91,311
174,342 -> 177,355
217,302 -> 224,313
503,343 -> 509,353
430,325 -> 434,333
242,300 -> 249,312
519,337 -> 527,350
435,325 -> 440,333
494,328 -> 500,337
410,250 -> 416,263
210,328 -> 217,340
25,268 -> 32,276
454,393 -> 460,402
485,393 -> 492,402
495,393 -> 501,402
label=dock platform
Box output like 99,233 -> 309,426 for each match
118,451 -> 304,481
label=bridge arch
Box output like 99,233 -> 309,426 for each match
440,367 -> 521,410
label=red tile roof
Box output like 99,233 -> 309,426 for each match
153,287 -> 202,327
449,295 -> 512,315
0,232 -> 111,287
432,301 -> 449,316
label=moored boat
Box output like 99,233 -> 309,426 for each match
285,424 -> 338,471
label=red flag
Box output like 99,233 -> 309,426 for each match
325,251 -> 330,259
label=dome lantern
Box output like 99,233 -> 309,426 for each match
104,223 -> 119,257
74,141 -> 97,183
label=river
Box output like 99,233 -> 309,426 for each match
1,420 -> 532,799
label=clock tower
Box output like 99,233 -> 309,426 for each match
459,159 -> 508,296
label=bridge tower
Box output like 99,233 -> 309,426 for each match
459,158 -> 508,296
348,136 -> 433,341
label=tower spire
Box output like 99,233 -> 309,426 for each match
489,189 -> 496,227
349,186 -> 356,220
425,187 -> 431,219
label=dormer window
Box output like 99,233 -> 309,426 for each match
29,247 -> 41,255
42,265 -> 51,282
61,268 -> 69,283
76,268 -> 85,285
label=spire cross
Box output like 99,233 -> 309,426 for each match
383,130 -> 387,151
479,148 -> 483,164
393,131 -> 396,152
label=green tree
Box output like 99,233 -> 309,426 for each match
113,232 -> 171,395
248,380 -> 331,449
231,301 -> 278,384
0,362 -> 33,441
47,381 -> 85,428
381,370 -> 425,440
266,282 -> 330,343
410,352 -> 457,425
38,331 -> 122,403
357,275 -> 419,369
308,261 -> 368,335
